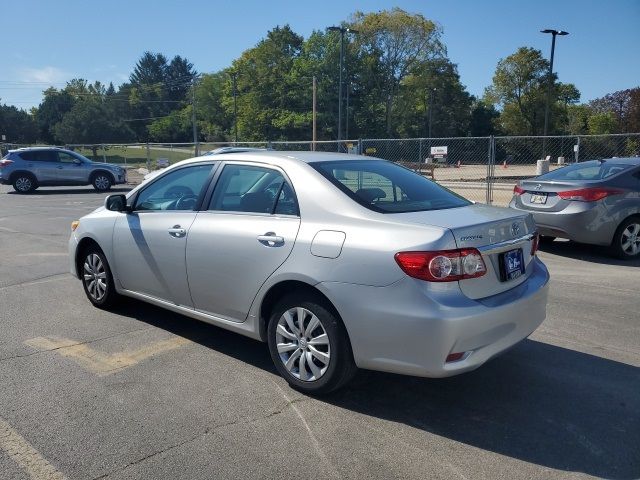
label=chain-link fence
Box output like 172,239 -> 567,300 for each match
2,133 -> 639,205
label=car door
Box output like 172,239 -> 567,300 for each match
112,163 -> 216,307
56,151 -> 88,184
186,163 -> 301,321
19,150 -> 59,183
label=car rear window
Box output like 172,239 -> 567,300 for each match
537,161 -> 634,181
311,159 -> 470,213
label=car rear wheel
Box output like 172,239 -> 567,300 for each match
92,173 -> 112,191
611,217 -> 640,260
81,247 -> 119,308
267,293 -> 356,395
12,174 -> 37,193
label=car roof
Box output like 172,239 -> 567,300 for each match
600,157 -> 640,165
172,151 -> 377,169
9,146 -> 66,152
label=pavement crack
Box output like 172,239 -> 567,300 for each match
91,400 -> 307,479
0,272 -> 70,290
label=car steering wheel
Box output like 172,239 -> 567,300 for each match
175,194 -> 199,210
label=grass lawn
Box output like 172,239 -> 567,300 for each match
75,146 -> 197,168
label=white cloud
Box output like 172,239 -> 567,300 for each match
17,66 -> 71,84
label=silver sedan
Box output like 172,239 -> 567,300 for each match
69,152 -> 549,394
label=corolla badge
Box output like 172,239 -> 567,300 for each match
510,222 -> 520,236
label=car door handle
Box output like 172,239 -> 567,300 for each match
57,165 -> 64,169
168,225 -> 187,238
257,233 -> 284,246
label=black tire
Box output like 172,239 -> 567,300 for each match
91,172 -> 113,191
12,173 -> 37,193
267,293 -> 357,395
610,216 -> 640,260
539,236 -> 556,244
80,246 -> 120,308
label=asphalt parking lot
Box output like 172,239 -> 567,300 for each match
1,184 -> 638,480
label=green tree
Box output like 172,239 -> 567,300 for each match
0,102 -> 38,143
229,25 -> 307,141
394,58 -> 472,138
351,8 -> 444,136
34,88 -> 75,143
588,112 -> 617,134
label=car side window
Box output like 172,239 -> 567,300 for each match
19,151 -> 52,162
209,164 -> 298,215
58,152 -> 79,164
134,164 -> 214,212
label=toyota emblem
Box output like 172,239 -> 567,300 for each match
511,222 -> 520,236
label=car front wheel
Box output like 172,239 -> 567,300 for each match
81,247 -> 119,308
92,173 -> 112,191
267,293 -> 356,395
611,217 -> 640,260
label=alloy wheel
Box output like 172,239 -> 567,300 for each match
94,175 -> 110,190
275,307 -> 331,382
15,177 -> 32,192
621,222 -> 640,256
83,253 -> 108,301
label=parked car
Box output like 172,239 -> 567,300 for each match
69,152 -> 549,394
201,147 -> 270,156
0,147 -> 127,193
510,157 -> 640,259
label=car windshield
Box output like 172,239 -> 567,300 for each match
536,160 -> 633,181
312,159 -> 471,213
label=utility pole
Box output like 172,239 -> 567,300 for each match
345,80 -> 350,140
312,76 -> 317,151
192,77 -> 199,156
231,72 -> 238,143
428,88 -> 436,138
541,29 -> 569,156
327,26 -> 358,147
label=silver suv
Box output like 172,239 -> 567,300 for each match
0,147 -> 127,193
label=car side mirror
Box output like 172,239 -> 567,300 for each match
105,194 -> 129,212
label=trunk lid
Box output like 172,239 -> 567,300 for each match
515,179 -> 580,212
393,204 -> 537,299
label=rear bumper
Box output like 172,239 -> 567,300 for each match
318,257 -> 549,378
510,200 -> 615,245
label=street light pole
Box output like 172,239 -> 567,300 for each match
541,29 -> 569,156
327,26 -> 358,147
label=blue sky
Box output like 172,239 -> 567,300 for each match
2,0 -> 639,110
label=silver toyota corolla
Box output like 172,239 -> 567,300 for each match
69,152 -> 549,394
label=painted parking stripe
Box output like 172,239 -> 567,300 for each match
25,336 -> 190,376
0,416 -> 67,480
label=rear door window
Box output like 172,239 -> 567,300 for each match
18,150 -> 56,162
312,159 -> 470,213
209,164 -> 298,215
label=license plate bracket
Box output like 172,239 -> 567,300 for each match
499,248 -> 525,282
530,193 -> 547,204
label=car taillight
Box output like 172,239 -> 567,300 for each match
513,185 -> 525,196
531,232 -> 539,256
395,249 -> 487,282
0,159 -> 13,168
557,187 -> 623,202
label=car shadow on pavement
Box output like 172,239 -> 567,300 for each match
5,187 -> 131,195
115,299 -> 639,480
540,239 -> 640,267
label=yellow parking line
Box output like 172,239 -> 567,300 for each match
24,336 -> 190,376
0,416 -> 67,480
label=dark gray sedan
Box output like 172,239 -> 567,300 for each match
510,157 -> 640,259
